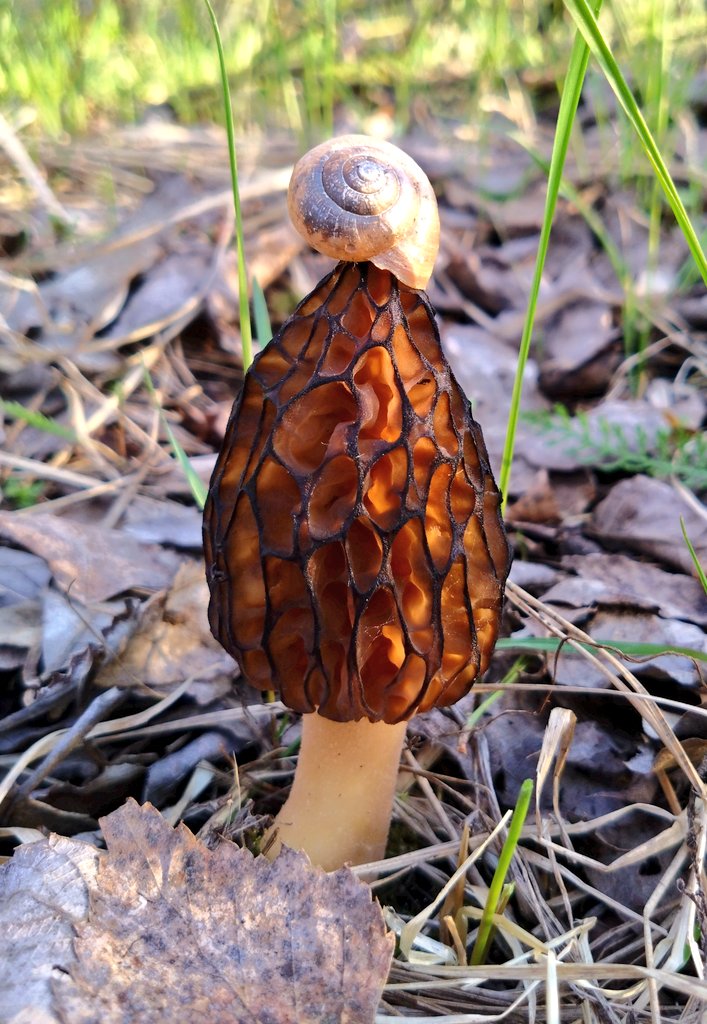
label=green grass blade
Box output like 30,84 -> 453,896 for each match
0,399 -> 76,440
204,0 -> 253,372
562,0 -> 707,286
470,778 -> 533,965
143,369 -> 207,510
321,0 -> 337,138
164,420 -> 208,510
252,275 -> 272,349
680,517 -> 707,597
465,656 -> 529,729
499,5 -> 600,508
497,636 -> 707,664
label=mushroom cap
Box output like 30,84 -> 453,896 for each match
204,262 -> 511,724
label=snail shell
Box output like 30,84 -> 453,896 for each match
288,134 -> 440,290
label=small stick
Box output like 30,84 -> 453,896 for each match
0,112 -> 74,229
9,687 -> 126,805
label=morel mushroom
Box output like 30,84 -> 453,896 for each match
204,135 -> 511,871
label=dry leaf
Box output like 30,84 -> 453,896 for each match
492,184 -> 553,236
101,249 -> 212,344
556,553 -> 707,628
1,802 -> 393,1024
95,561 -> 236,703
0,511 -> 179,604
524,593 -> 706,691
0,546 -> 52,605
39,238 -> 160,337
590,475 -> 707,574
123,497 -> 203,548
0,599 -> 42,665
50,800 -> 393,1024
0,274 -> 46,339
577,609 -> 705,689
539,301 -> 619,397
442,322 -> 546,494
481,700 -> 658,824
211,222 -> 300,314
517,401 -> 668,477
645,377 -> 706,432
0,834 -> 99,1024
40,589 -> 132,676
445,250 -> 514,313
506,468 -> 563,525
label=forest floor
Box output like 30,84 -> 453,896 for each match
0,97 -> 706,1022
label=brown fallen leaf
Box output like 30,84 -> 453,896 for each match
39,238 -> 160,333
442,321 -> 547,493
645,377 -> 706,433
0,801 -> 393,1024
445,249 -> 513,314
47,800 -> 393,1024
100,248 -> 212,345
582,609 -> 705,689
39,589 -> 132,678
0,599 -> 42,667
210,220 -> 301,316
539,301 -> 620,399
590,475 -> 707,575
479,699 -> 658,824
123,496 -> 203,548
505,469 -> 596,528
0,545 -> 53,603
558,552 -> 707,628
506,468 -> 563,525
528,604 -> 706,691
95,560 -> 236,703
0,510 -> 179,605
549,470 -> 597,519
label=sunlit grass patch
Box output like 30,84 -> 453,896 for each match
3,0 -> 702,142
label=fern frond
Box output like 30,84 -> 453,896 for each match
523,406 -> 707,491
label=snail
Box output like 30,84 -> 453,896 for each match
287,134 -> 440,290
204,135 -> 511,870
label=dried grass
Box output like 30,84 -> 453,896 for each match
361,583 -> 707,1021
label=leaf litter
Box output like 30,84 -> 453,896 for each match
0,800 -> 392,1024
0,97 -> 706,1022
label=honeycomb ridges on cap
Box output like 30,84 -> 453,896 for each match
204,262 -> 511,724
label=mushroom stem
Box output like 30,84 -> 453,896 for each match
264,714 -> 408,871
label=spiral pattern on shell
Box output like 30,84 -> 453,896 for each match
288,135 -> 440,290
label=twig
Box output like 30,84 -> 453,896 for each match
0,112 -> 75,228
7,687 -> 126,805
0,450 -> 105,489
